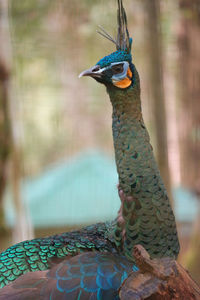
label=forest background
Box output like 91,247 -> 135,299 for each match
0,0 -> 200,283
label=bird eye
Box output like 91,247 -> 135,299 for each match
92,66 -> 100,72
112,64 -> 124,74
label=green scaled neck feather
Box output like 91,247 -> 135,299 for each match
108,66 -> 179,260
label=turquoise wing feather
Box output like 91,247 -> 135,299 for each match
0,251 -> 138,300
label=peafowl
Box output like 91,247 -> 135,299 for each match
0,0 -> 179,298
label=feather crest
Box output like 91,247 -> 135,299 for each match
97,0 -> 131,53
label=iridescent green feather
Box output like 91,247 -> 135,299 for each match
0,222 -> 117,288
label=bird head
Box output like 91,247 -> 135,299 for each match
79,0 -> 134,90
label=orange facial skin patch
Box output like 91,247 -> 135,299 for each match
113,67 -> 133,89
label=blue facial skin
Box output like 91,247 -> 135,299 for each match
97,50 -> 132,68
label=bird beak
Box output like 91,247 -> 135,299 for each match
79,65 -> 102,79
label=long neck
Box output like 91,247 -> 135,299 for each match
107,66 -> 179,261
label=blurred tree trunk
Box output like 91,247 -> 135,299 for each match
177,0 -> 200,283
177,0 -> 200,188
0,0 -> 12,235
142,0 -> 172,201
0,0 -> 34,244
0,62 -> 11,234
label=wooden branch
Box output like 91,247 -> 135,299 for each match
119,245 -> 200,299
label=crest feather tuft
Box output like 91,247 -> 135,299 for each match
97,0 -> 131,53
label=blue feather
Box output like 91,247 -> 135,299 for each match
97,50 -> 132,68
0,252 -> 138,299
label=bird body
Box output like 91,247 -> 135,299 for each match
80,38 -> 179,262
0,0 -> 180,298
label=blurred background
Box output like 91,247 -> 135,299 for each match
0,0 -> 200,282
